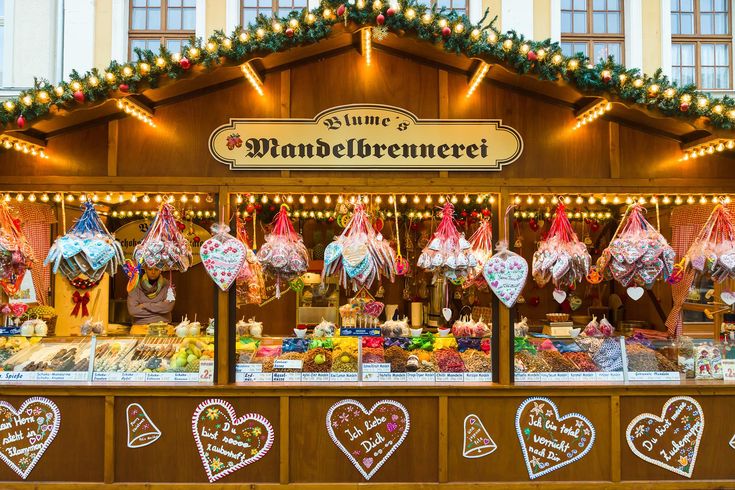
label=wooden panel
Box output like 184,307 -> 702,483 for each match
0,396 -> 105,482
114,396 -> 280,483
289,396 -> 438,482
620,395 -> 733,481
447,396 -> 611,482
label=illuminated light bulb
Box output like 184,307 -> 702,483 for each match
142,194 -> 150,203
488,195 -> 496,203
539,196 -> 547,204
487,31 -> 498,43
357,0 -> 366,8
616,74 -> 626,84
727,140 -> 735,149
686,195 -> 695,204
299,195 -> 306,204
707,145 -> 715,154
680,94 -> 692,103
638,197 -> 646,204
625,196 -> 632,205
373,0 -> 383,9
223,38 -> 232,49
117,193 -> 124,202
21,95 -> 32,106
699,196 -> 707,204
699,148 -> 706,156
425,195 -> 433,204
37,91 -> 49,103
567,59 -> 578,70
286,195 -> 294,203
272,22 -> 283,33
729,110 -> 735,119
600,196 -> 608,204
463,195 -> 470,204
697,97 -> 709,108
388,195 -> 394,204
514,195 -> 521,204
663,88 -> 676,99
454,23 -> 465,34
92,193 -> 99,202
526,196 -> 534,204
130,194 -> 138,203
476,195 -> 484,204
312,195 -> 319,204
239,32 -> 250,42
421,13 -> 432,24
122,66 -> 133,77
289,18 -> 299,28
438,18 -> 448,28
520,44 -> 530,54
438,196 -> 446,204
181,194 -> 188,203
600,70 -> 611,80
691,150 -> 698,159
41,193 -> 49,202
66,194 -> 74,202
273,195 -> 281,203
413,195 -> 420,204
537,48 -> 546,59
714,104 -> 723,114
324,195 -> 332,204
375,195 -> 382,204
575,196 -> 583,204
712,196 -> 719,203
716,143 -> 725,152
27,193 -> 36,202
650,196 -> 658,204
256,28 -> 266,38
188,47 -> 200,58
588,196 -> 596,204
633,78 -> 644,88
105,193 -> 112,202
3,100 -> 14,112
336,195 -> 344,204
306,13 -> 316,24
405,8 -> 416,19
400,195 -> 407,204
323,8 -> 332,17
70,81 -> 82,91
249,195 -> 256,203
674,195 -> 683,205
648,84 -> 659,94
470,28 -> 480,40
725,196 -> 732,204
206,42 -> 217,52
551,53 -> 562,64
193,194 -> 201,203
502,39 -> 513,51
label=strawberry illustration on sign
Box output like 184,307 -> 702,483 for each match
226,133 -> 243,151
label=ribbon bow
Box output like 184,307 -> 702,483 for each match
71,291 -> 90,317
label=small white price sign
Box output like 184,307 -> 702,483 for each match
722,359 -> 735,382
198,360 -> 215,383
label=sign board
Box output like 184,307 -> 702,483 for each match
114,219 -> 209,266
209,104 -> 523,171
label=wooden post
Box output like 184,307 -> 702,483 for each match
498,189 -> 512,385
216,186 -> 230,385
611,395 -> 621,482
280,396 -> 290,484
104,395 -> 115,484
438,396 -> 448,482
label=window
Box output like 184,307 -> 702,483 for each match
561,0 -> 624,62
671,0 -> 731,89
241,0 -> 308,25
129,0 -> 195,59
383,0 -> 467,16
0,0 -> 5,86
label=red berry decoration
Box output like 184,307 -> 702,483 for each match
441,26 -> 451,37
336,3 -> 346,16
179,57 -> 191,70
119,83 -> 129,93
285,27 -> 294,38
73,91 -> 85,103
246,204 -> 255,213
680,102 -> 690,112
377,13 -> 385,25
16,115 -> 25,128
527,50 -> 538,61
176,222 -> 185,232
386,7 -> 396,16
255,203 -> 263,211
481,208 -> 490,217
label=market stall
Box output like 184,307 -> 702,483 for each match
1,0 -> 735,487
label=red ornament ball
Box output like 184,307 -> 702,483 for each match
328,217 -> 335,223
119,83 -> 129,93
602,74 -> 612,83
16,115 -> 25,128
255,203 -> 263,211
336,4 -> 346,16
179,57 -> 191,70
269,205 -> 276,212
460,210 -> 468,217
386,7 -> 396,16
176,222 -> 185,232
73,91 -> 85,103
285,27 -> 294,38
193,236 -> 201,244
246,204 -> 255,213
377,13 -> 385,25
481,208 -> 490,217
680,102 -> 690,112
441,26 -> 451,37
527,50 -> 537,61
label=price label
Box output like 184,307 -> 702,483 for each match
406,372 -> 436,382
236,372 -> 273,382
627,371 -> 681,381
302,372 -> 330,382
464,372 -> 492,382
362,363 -> 391,373
273,359 -> 303,370
120,372 -> 146,382
198,360 -> 215,383
236,363 -> 263,373
723,360 -> 735,382
93,372 -> 123,382
0,371 -> 35,382
329,372 -> 358,382
378,373 -> 407,382
273,372 -> 302,382
436,373 -> 464,382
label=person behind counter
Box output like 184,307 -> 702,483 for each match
127,266 -> 174,335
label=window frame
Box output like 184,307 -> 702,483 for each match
128,0 -> 195,60
671,0 -> 732,90
561,0 -> 625,63
240,0 -> 311,26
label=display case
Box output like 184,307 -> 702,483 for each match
0,336 -> 92,381
624,337 -> 680,381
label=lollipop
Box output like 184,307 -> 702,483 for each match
322,203 -> 396,291
417,202 -> 477,283
0,202 -> 35,295
256,205 -> 308,296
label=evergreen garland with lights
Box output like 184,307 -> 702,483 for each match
5,0 -> 735,131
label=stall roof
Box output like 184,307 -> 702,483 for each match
2,11 -> 733,148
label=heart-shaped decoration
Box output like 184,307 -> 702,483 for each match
192,398 -> 275,482
719,252 -> 735,271
442,308 -> 452,322
323,241 -> 343,266
627,286 -> 645,301
343,242 -> 368,267
625,396 -> 704,478
568,295 -> 583,311
483,251 -> 528,308
201,234 -> 247,291
721,291 -> 735,306
515,397 -> 595,480
0,397 -> 61,479
326,399 -> 410,480
552,289 -> 567,304
462,414 -> 497,459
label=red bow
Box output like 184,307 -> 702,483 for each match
71,291 -> 90,317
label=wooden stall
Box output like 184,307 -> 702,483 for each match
1,5 -> 735,487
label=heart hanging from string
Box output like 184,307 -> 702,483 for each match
0,202 -> 35,296
484,205 -> 528,308
256,205 -> 309,297
685,202 -> 735,283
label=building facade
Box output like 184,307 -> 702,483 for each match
1,0 -> 734,97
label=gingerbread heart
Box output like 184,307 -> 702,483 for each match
326,399 -> 410,480
0,397 -> 61,480
515,397 -> 596,480
483,251 -> 528,308
192,399 -> 274,482
625,396 -> 704,478
201,234 -> 247,291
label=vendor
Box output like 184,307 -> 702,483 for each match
127,266 -> 174,335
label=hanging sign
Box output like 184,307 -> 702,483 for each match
114,220 -> 209,266
209,104 -> 523,171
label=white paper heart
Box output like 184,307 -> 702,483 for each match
192,399 -> 274,483
627,286 -> 645,301
625,396 -> 704,478
483,252 -> 528,308
515,397 -> 595,479
0,397 -> 61,479
201,235 -> 247,291
721,291 -> 735,306
552,289 -> 567,304
326,399 -> 410,480
442,308 -> 452,322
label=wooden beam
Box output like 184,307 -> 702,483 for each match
107,120 -> 118,177
609,121 -> 620,178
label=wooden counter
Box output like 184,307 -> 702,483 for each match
0,381 -> 733,488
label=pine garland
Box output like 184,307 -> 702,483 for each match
5,0 -> 735,131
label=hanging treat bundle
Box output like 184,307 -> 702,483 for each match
532,202 -> 591,293
133,202 -> 192,271
464,219 -> 493,288
235,217 -> 266,304
685,204 -> 735,282
597,204 -> 675,292
45,201 -> 124,287
0,202 -> 35,295
201,222 -> 246,291
417,202 -> 477,282
322,203 -> 396,291
256,205 -> 309,295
